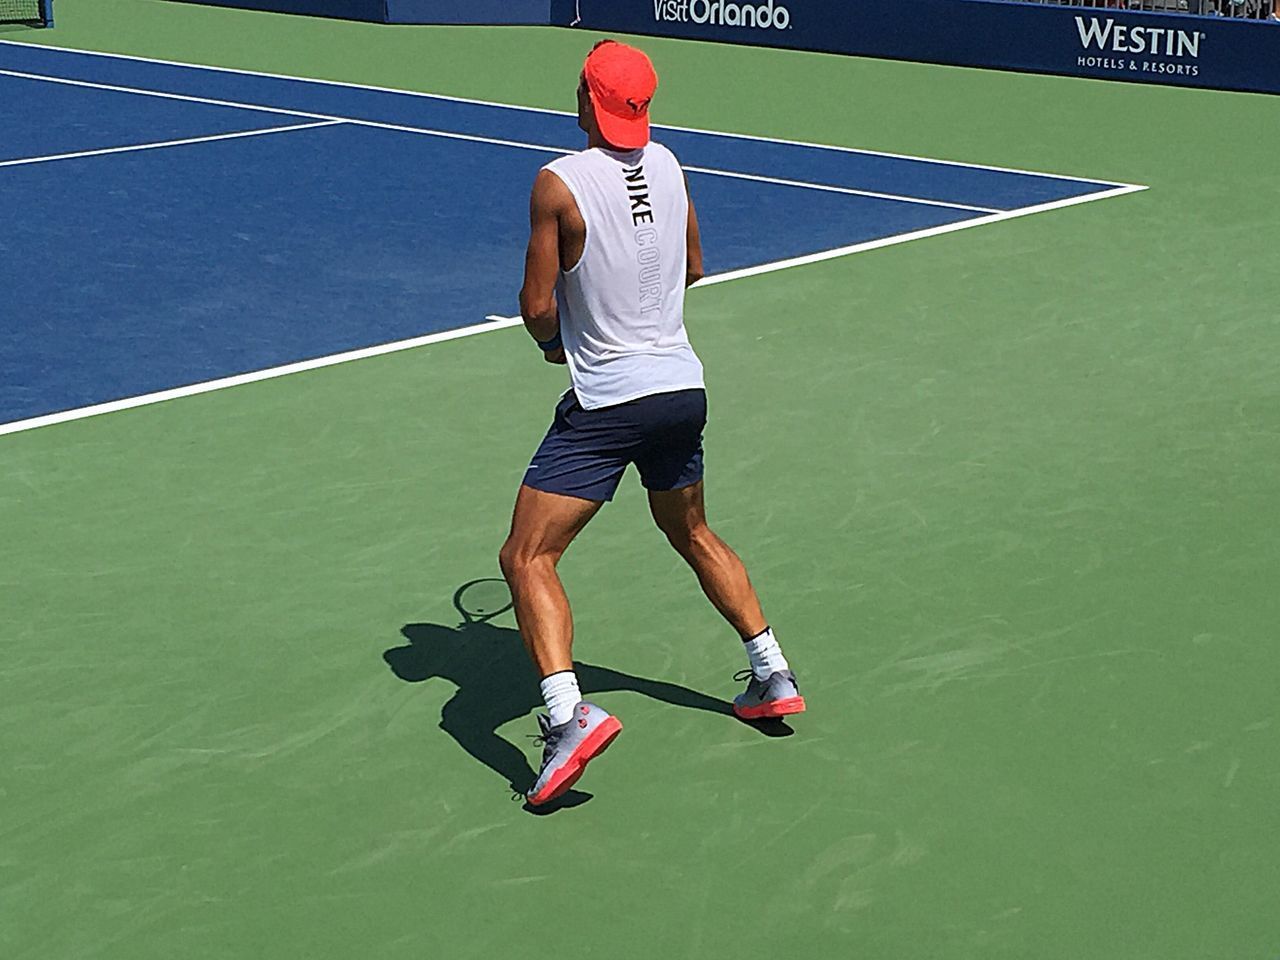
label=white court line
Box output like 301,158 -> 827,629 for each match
0,37 -> 1141,188
0,67 -> 575,157
0,182 -> 1147,439
0,66 -> 1002,213
0,120 -> 343,168
695,183 -> 1148,286
681,164 -> 999,214
0,318 -> 527,438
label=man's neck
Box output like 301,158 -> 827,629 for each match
587,131 -> 635,153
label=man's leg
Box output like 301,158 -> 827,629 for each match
499,483 -> 603,678
500,483 -> 623,805
649,480 -> 804,719
647,480 -> 766,639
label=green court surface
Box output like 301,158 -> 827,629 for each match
3,2 -> 1279,957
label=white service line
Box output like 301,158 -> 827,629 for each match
0,66 -> 576,155
0,120 -> 343,169
681,164 -> 1000,214
0,38 -> 1141,188
0,67 -> 1006,212
0,317 -> 526,438
0,183 -> 1147,439
0,65 -> 576,156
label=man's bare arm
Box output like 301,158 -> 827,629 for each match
519,170 -> 569,359
685,175 -> 705,288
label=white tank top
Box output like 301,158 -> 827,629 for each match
543,142 -> 705,410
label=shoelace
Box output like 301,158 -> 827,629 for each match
733,669 -> 758,683
527,730 -> 563,748
513,731 -> 557,802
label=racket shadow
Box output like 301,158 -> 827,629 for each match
382,614 -> 745,799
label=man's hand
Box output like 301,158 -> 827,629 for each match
543,346 -> 567,365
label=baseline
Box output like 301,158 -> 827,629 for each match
0,174 -> 1143,442
0,319 -> 526,439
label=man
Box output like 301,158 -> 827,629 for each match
499,40 -> 803,807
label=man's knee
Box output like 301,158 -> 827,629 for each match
663,519 -> 716,559
499,537 -> 556,580
498,538 -> 522,579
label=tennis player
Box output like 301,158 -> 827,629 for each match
500,40 -> 803,807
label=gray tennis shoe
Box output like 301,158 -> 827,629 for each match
526,701 -> 623,806
733,669 -> 806,720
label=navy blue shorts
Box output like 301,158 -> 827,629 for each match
522,389 -> 707,502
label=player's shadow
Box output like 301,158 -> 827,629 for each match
382,580 -> 792,810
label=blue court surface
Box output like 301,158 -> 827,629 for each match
0,40 -> 1143,432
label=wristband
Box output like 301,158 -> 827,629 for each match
536,331 -> 563,353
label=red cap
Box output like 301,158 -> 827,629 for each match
583,41 -> 658,150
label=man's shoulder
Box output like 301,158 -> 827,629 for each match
642,141 -> 686,180
546,147 -> 599,168
542,150 -> 601,189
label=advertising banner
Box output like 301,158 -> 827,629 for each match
549,0 -> 1280,95
170,0 -> 550,26
383,0 -> 549,24
168,0 -> 387,20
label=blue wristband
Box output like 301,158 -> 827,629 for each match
536,331 -> 562,353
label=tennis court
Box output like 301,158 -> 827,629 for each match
0,40 -> 1140,429
3,2 -> 1277,958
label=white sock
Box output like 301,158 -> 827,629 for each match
743,627 -> 789,680
539,671 -> 581,727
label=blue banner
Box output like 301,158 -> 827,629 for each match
169,0 -> 387,20
550,0 -> 1280,95
383,0 -> 549,24
171,0 -> 550,25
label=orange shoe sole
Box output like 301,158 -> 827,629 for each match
527,716 -> 623,806
733,696 -> 806,721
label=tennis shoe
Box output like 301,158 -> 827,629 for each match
733,669 -> 806,720
526,702 -> 622,806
